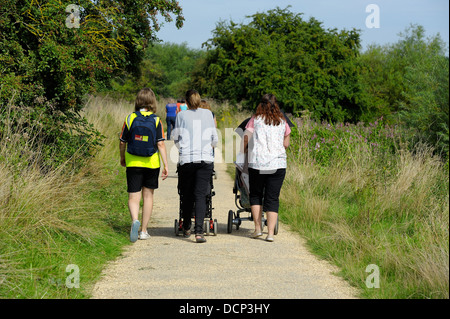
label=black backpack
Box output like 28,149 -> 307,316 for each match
126,112 -> 158,157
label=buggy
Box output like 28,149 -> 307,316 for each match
227,161 -> 279,234
174,170 -> 218,236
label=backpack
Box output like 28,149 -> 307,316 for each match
126,111 -> 158,157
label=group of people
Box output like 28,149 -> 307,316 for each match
119,88 -> 290,243
164,99 -> 187,140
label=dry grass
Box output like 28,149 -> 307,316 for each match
0,95 -> 135,298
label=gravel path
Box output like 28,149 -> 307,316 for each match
91,141 -> 358,299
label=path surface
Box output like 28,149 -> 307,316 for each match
91,141 -> 358,299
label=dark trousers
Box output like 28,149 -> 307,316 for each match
248,168 -> 286,213
166,116 -> 176,140
178,161 -> 214,234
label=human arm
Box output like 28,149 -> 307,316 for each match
119,141 -> 126,167
283,134 -> 290,149
157,141 -> 169,180
283,121 -> 291,149
119,120 -> 129,167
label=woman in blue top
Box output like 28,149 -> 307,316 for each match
165,99 -> 178,140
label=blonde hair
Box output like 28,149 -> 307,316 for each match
135,88 -> 157,112
185,89 -> 201,110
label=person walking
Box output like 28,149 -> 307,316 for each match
243,94 -> 291,242
165,99 -> 178,140
119,88 -> 169,242
172,90 -> 218,243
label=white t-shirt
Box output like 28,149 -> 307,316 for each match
245,116 -> 291,171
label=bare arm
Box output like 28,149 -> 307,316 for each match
284,134 -> 290,149
157,141 -> 169,180
119,141 -> 127,167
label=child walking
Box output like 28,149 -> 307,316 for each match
119,88 -> 169,242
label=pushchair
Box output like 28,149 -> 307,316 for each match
226,118 -> 282,234
174,169 -> 218,236
227,159 -> 279,235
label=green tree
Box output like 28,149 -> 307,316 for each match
192,7 -> 364,122
111,42 -> 205,99
358,25 -> 449,156
0,0 -> 184,168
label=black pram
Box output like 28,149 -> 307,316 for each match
174,169 -> 217,236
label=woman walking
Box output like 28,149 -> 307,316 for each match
172,90 -> 218,243
243,94 -> 291,242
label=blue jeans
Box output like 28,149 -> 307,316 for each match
166,116 -> 176,140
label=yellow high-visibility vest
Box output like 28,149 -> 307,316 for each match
125,111 -> 161,169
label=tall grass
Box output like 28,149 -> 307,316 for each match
213,104 -> 448,298
281,114 -> 449,299
0,95 -> 134,298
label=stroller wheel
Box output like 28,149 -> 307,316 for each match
227,210 -> 234,234
213,219 -> 218,236
174,219 -> 179,236
204,220 -> 210,236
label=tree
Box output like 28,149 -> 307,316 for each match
111,42 -> 206,100
192,7 -> 364,122
358,25 -> 449,156
0,0 -> 184,168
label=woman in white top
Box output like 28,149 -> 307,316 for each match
243,94 -> 291,242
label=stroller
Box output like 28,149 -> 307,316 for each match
226,118 -> 282,234
174,169 -> 218,236
227,159 -> 279,235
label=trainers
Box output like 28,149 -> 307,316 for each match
130,220 -> 140,243
265,236 -> 274,242
139,231 -> 151,240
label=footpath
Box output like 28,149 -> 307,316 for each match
91,140 -> 358,299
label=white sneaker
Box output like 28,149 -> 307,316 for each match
139,231 -> 151,240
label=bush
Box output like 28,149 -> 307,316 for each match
192,7 -> 365,122
0,0 -> 184,169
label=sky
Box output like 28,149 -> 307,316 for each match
156,0 -> 449,52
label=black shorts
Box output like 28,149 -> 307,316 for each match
248,168 -> 286,213
126,167 -> 160,193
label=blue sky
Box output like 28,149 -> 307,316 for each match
156,0 -> 449,52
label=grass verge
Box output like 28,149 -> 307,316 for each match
0,96 -> 133,298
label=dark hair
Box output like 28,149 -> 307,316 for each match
255,94 -> 284,126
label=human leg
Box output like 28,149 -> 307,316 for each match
262,169 -> 286,241
178,163 -> 195,231
193,162 -> 213,237
141,187 -> 154,236
166,116 -> 175,140
128,191 -> 141,242
248,168 -> 265,236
